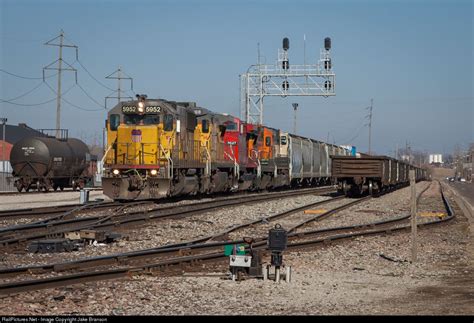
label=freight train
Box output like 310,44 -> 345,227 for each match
10,135 -> 93,192
102,95 -> 352,201
331,155 -> 427,197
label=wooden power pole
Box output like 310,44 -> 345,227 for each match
410,169 -> 417,262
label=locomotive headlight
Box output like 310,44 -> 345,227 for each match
138,102 -> 145,113
150,169 -> 158,176
113,169 -> 120,175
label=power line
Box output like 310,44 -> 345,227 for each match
75,59 -> 115,91
337,123 -> 366,145
61,96 -> 105,112
44,81 -> 103,111
1,83 -> 76,106
76,82 -> 105,108
0,82 -> 44,102
1,96 -> 56,106
0,69 -> 58,80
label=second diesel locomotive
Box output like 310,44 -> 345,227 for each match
102,95 -> 351,200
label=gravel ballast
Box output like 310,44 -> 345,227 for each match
0,182 -> 472,315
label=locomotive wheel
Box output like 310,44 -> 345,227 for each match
60,186 -> 64,191
53,184 -> 58,192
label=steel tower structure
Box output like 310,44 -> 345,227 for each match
241,37 -> 335,125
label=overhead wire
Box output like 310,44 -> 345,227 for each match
1,83 -> 77,107
74,59 -> 115,91
0,82 -> 45,102
76,82 -> 105,108
0,69 -> 57,80
43,80 -> 104,111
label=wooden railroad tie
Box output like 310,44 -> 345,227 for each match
303,209 -> 327,215
417,211 -> 447,218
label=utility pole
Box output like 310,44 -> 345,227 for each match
105,66 -> 133,108
410,169 -> 417,262
366,98 -> 373,155
1,118 -> 7,192
43,30 -> 78,139
406,140 -> 412,164
292,103 -> 298,134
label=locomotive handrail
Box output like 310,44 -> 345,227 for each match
159,143 -> 173,179
249,149 -> 262,178
223,147 -> 239,179
203,146 -> 211,176
101,145 -> 113,166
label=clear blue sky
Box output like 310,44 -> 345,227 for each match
1,0 -> 472,155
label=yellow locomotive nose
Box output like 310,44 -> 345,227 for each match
116,125 -> 159,166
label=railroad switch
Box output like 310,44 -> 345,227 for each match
225,237 -> 262,281
265,224 -> 291,283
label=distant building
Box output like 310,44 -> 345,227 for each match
429,154 -> 443,165
400,154 -> 410,162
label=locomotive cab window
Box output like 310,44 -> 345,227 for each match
124,114 -> 160,125
280,136 -> 287,145
202,119 -> 209,133
265,136 -> 271,147
110,114 -> 120,131
163,114 -> 174,131
226,122 -> 237,131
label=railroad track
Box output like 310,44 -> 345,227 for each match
0,185 -> 333,220
0,194 -> 364,280
0,201 -> 118,220
0,181 -> 450,295
0,188 -> 103,196
0,186 -> 336,250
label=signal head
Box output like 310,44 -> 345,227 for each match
283,37 -> 290,51
324,37 -> 331,51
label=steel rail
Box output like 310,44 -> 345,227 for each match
0,181 -> 447,294
0,182 -> 431,278
0,186 -> 335,249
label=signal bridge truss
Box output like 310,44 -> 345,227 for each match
241,48 -> 335,125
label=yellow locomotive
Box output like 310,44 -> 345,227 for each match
103,95 -> 240,200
